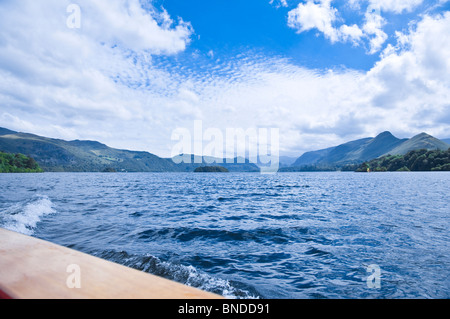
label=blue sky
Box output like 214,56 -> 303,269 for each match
154,0 -> 379,70
153,0 -> 449,70
0,0 -> 449,157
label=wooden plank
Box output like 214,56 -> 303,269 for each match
0,228 -> 223,299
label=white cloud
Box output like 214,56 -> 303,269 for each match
288,0 -> 341,42
286,0 -> 436,54
363,12 -> 450,136
0,0 -> 449,157
367,0 -> 424,14
209,12 -> 450,153
81,0 -> 192,54
0,0 -> 194,154
348,0 -> 424,14
270,0 -> 289,8
287,0 -> 387,52
339,24 -> 364,42
362,7 -> 388,53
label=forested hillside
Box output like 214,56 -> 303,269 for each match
356,148 -> 450,172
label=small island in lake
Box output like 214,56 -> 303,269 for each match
194,166 -> 229,173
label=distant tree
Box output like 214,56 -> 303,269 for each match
355,148 -> 450,172
0,152 -> 43,173
194,166 -> 229,173
25,156 -> 38,169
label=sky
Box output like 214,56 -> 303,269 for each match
0,0 -> 449,157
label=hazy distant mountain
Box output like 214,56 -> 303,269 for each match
292,147 -> 335,167
292,131 -> 407,167
170,154 -> 259,172
2,126 -> 447,173
384,133 -> 450,156
278,156 -> 298,167
440,138 -> 450,145
0,127 -> 259,172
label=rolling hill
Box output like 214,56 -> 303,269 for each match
278,156 -> 298,167
383,133 -> 450,156
0,129 -> 176,172
171,154 -> 260,172
0,128 -> 259,172
291,131 -> 449,169
2,126 -> 448,173
292,131 -> 408,167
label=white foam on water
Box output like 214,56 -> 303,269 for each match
157,260 -> 260,299
1,195 -> 56,235
105,250 -> 261,299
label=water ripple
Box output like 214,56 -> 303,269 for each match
0,172 -> 449,299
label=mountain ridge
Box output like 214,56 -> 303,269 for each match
291,131 -> 449,168
384,133 -> 450,156
1,127 -> 448,172
0,127 -> 259,172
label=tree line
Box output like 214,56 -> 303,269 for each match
356,148 -> 450,172
0,151 -> 43,173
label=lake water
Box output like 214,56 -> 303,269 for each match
0,172 -> 449,299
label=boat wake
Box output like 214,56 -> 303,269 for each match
94,249 -> 261,299
0,195 -> 55,235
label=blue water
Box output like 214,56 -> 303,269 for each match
0,172 -> 449,298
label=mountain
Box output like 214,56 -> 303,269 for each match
292,147 -> 335,167
0,127 -> 16,136
171,154 -> 259,172
278,156 -> 298,167
292,131 -> 407,167
0,128 -> 176,172
442,138 -> 450,145
0,127 -> 259,172
2,126 -> 446,173
384,133 -> 450,156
